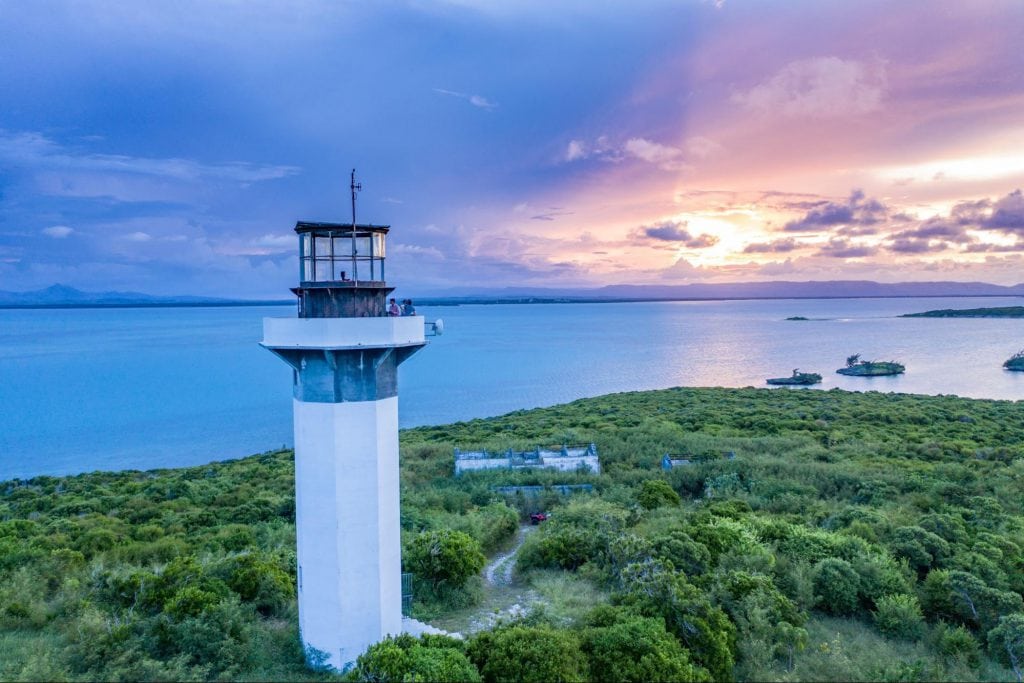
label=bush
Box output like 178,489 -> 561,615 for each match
404,530 -> 485,591
349,634 -> 480,683
637,480 -> 681,510
872,594 -> 924,640
934,622 -> 980,665
467,625 -> 588,683
222,552 -> 295,616
517,527 -> 601,572
812,558 -> 860,616
581,609 -> 710,682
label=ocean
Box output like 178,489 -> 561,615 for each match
1,296 -> 1022,479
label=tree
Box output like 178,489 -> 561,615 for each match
467,625 -> 588,683
988,614 -> 1024,683
404,530 -> 485,592
921,569 -> 1023,631
812,558 -> 860,616
618,559 -> 736,681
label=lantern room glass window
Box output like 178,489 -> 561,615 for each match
298,228 -> 386,283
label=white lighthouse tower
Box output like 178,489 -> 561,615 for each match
261,172 -> 425,670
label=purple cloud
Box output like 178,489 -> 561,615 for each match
784,189 -> 887,233
816,239 -> 877,258
640,221 -> 719,248
743,237 -> 801,253
985,189 -> 1024,231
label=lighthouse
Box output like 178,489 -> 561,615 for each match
261,172 -> 425,670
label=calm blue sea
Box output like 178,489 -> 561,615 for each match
1,297 -> 1022,480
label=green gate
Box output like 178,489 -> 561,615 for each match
401,572 -> 413,615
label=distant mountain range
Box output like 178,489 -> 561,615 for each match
1,281 -> 1022,308
416,280 -> 1024,303
0,285 -> 289,308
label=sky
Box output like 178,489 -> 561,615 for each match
1,0 -> 1023,298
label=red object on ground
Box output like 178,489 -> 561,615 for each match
530,512 -> 547,525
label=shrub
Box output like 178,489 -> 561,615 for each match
349,634 -> 480,683
812,558 -> 860,616
637,480 -> 681,510
164,586 -> 223,619
581,610 -> 710,682
404,530 -> 485,591
467,625 -> 588,683
934,622 -> 980,665
517,527 -> 601,572
873,594 -> 924,640
222,552 -> 295,616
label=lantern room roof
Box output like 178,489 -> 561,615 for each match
294,221 -> 390,235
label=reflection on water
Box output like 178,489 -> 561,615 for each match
0,296 -> 1021,478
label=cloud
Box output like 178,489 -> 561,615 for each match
743,237 -> 801,254
433,88 -> 498,110
887,238 -> 950,254
42,225 -> 74,238
389,243 -> 445,260
941,189 -> 1024,234
965,241 -> 1024,253
565,135 -> 706,171
565,140 -> 587,161
684,136 -> 723,159
732,56 -> 886,118
123,231 -> 152,242
816,239 -> 877,258
639,220 -> 719,248
985,189 -> 1024,231
530,208 -> 574,221
624,137 -> 690,171
892,218 -> 972,243
252,234 -> 295,252
784,189 -> 887,232
0,130 -> 300,184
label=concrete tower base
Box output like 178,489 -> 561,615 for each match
294,397 -> 402,670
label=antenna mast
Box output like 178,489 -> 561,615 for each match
350,168 -> 362,281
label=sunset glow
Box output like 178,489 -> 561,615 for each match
1,1 -> 1022,296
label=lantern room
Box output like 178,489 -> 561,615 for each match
292,222 -> 393,318
297,222 -> 388,284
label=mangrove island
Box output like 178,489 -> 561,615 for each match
836,354 -> 906,376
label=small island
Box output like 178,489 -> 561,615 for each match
1005,350 -> 1024,371
784,316 -> 809,321
836,354 -> 905,376
901,306 -> 1024,318
767,369 -> 822,385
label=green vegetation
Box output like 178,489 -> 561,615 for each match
1005,350 -> 1024,372
767,370 -> 823,385
3,386 -> 1024,681
837,353 -> 906,376
902,306 -> 1024,318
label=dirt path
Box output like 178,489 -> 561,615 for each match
484,524 -> 535,586
432,524 -> 539,635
